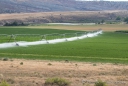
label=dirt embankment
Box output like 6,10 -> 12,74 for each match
0,59 -> 128,86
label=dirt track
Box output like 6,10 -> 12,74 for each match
0,59 -> 128,86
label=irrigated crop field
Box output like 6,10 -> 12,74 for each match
0,24 -> 128,86
0,24 -> 128,64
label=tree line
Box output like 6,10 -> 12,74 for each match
4,21 -> 27,26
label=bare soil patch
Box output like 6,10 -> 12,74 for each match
0,59 -> 128,86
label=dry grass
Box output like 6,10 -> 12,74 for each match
0,10 -> 127,21
0,59 -> 128,86
26,24 -> 128,31
0,11 -> 100,20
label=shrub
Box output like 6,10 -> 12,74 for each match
93,64 -> 97,66
47,63 -> 52,66
4,21 -> 27,26
94,80 -> 107,86
20,62 -> 23,65
65,60 -> 69,63
116,16 -> 121,20
45,77 -> 70,86
124,17 -> 128,24
2,58 -> 8,61
0,81 -> 10,86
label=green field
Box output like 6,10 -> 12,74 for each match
0,27 -> 83,42
0,26 -> 128,64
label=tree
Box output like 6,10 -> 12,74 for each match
4,21 -> 27,26
116,16 -> 121,20
101,19 -> 105,24
124,17 -> 128,24
4,23 -> 9,26
11,21 -> 18,26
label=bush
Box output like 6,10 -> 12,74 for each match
95,80 -> 107,86
4,21 -> 27,26
45,77 -> 70,86
47,63 -> 52,66
20,62 -> 23,65
2,58 -> 8,61
116,16 -> 121,20
124,17 -> 128,24
0,81 -> 10,86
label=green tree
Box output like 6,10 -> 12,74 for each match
124,17 -> 128,23
4,23 -> 9,26
116,16 -> 121,20
11,21 -> 18,26
101,19 -> 105,24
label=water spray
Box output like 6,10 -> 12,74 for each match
0,29 -> 103,49
63,34 -> 67,41
44,34 -> 49,44
75,33 -> 79,39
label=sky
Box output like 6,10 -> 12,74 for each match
104,0 -> 128,1
76,0 -> 128,1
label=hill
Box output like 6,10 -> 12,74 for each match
0,0 -> 128,13
0,10 -> 128,26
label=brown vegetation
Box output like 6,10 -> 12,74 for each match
0,10 -> 128,25
0,59 -> 128,86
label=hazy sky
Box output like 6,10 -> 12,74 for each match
105,0 -> 128,1
76,0 -> 128,1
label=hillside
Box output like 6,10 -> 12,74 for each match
0,11 -> 128,26
0,0 -> 128,13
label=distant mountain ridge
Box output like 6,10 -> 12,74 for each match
0,0 -> 128,13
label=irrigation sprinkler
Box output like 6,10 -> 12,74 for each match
15,42 -> 19,46
76,32 -> 86,38
15,34 -> 41,42
8,34 -> 13,42
59,34 -> 64,39
59,34 -> 67,41
0,29 -> 103,49
85,32 -> 89,37
13,35 -> 19,46
99,29 -> 103,34
63,34 -> 68,41
8,34 -> 19,46
44,33 -> 61,43
44,34 -> 49,44
52,33 -> 61,39
41,35 -> 46,41
50,33 -> 58,39
75,33 -> 79,39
